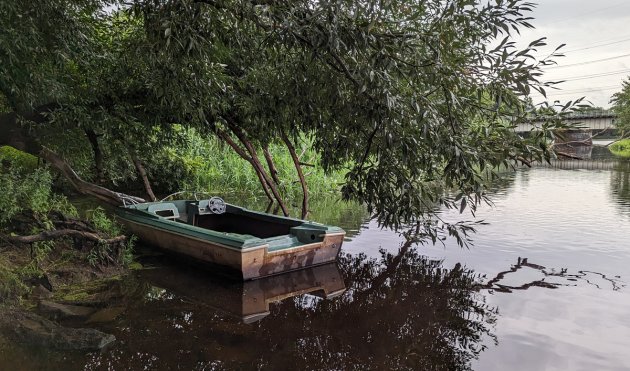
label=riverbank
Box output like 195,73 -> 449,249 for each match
0,236 -> 135,350
609,138 -> 630,157
0,149 -> 137,351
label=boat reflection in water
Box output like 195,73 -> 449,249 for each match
139,262 -> 346,323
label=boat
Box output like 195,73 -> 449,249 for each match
140,262 -> 346,323
115,198 -> 345,280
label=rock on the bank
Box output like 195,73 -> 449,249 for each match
0,310 -> 115,350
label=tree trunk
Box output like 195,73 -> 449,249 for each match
84,128 -> 105,184
215,128 -> 274,202
0,108 -> 144,206
263,146 -> 281,185
281,131 -> 309,219
129,150 -> 157,202
228,126 -> 289,216
40,148 -> 144,206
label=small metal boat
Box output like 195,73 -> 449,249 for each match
115,198 -> 345,280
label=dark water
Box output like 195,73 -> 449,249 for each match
2,148 -> 630,370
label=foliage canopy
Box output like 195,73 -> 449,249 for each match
1,0 -> 576,234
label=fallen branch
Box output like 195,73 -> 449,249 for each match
53,219 -> 98,233
555,151 -> 584,160
0,109 -> 144,207
1,229 -> 126,245
514,156 -> 532,168
603,131 -> 630,147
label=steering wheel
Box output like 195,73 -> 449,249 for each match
207,197 -> 226,214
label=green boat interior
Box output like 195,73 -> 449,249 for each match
122,200 -> 335,250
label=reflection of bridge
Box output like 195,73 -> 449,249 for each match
534,159 -> 620,171
515,110 -> 617,134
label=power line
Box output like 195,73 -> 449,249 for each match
560,84 -> 619,92
533,34 -> 630,59
551,68 -> 630,82
535,39 -> 630,59
539,84 -> 620,94
562,38 -> 630,54
544,52 -> 630,69
544,1 -> 629,24
546,86 -> 620,95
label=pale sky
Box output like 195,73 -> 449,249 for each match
516,0 -> 630,108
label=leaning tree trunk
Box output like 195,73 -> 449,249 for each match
40,148 -> 144,206
215,128 -> 275,202
281,131 -> 309,219
0,108 -> 144,207
229,126 -> 289,216
129,149 -> 157,202
84,128 -> 105,184
262,146 -> 281,185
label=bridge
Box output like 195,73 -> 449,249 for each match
515,109 -> 617,135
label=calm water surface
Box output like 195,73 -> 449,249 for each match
2,151 -> 630,370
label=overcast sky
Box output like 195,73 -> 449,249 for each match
514,0 -> 630,108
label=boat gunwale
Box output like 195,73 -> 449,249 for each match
116,207 -> 266,248
116,200 -> 345,251
121,218 -> 270,252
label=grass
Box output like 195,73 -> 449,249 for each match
168,129 -> 348,201
609,139 -> 630,158
0,254 -> 29,305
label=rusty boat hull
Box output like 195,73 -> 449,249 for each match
115,200 -> 345,280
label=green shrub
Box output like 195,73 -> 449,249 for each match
0,261 -> 28,303
610,139 -> 630,158
0,165 -> 78,227
87,207 -> 123,238
86,207 -> 135,267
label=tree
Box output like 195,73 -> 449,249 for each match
611,78 -> 630,137
1,0 -> 576,235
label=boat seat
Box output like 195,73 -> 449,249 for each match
147,203 -> 180,220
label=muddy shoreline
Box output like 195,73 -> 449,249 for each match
0,241 -> 136,351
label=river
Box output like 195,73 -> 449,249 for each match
1,145 -> 629,370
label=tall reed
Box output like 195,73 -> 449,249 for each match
168,129 -> 347,201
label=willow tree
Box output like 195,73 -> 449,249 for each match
2,0 -> 572,234
611,78 -> 630,138
0,0 -> 222,203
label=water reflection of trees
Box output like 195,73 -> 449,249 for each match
79,248 -> 497,371
610,160 -> 630,214
482,257 -> 626,292
284,251 -> 499,370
